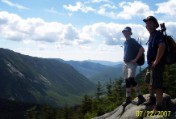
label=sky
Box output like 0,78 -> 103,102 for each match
0,0 -> 176,62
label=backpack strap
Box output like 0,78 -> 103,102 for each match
146,32 -> 157,47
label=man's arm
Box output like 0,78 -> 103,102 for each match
131,47 -> 145,63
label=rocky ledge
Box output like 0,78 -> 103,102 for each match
93,93 -> 176,119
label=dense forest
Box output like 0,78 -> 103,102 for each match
0,79 -> 125,119
1,64 -> 176,119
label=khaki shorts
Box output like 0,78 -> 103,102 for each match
123,62 -> 137,79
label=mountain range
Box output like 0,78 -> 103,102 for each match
62,60 -> 147,84
58,60 -> 123,84
0,48 -> 96,107
0,47 -> 147,107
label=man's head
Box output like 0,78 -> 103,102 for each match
143,16 -> 159,33
122,26 -> 132,39
122,27 -> 132,39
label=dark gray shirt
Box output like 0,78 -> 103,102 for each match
124,38 -> 141,62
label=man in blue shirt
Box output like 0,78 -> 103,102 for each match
143,16 -> 165,111
122,26 -> 145,106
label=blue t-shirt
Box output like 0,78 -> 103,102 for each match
147,30 -> 165,64
124,38 -> 142,62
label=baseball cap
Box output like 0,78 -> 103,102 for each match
122,26 -> 132,34
143,16 -> 159,28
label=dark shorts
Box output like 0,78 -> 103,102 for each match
150,63 -> 165,89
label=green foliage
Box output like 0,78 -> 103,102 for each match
26,106 -> 37,119
95,81 -> 104,99
81,79 -> 125,117
163,64 -> 176,98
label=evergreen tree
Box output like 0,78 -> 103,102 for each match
95,81 -> 104,100
81,95 -> 93,115
163,64 -> 176,98
26,106 -> 37,119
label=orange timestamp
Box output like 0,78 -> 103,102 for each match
136,110 -> 171,117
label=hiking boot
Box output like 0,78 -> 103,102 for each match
137,95 -> 146,105
122,97 -> 131,106
143,96 -> 156,106
152,105 -> 163,112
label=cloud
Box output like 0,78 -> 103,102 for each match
93,23 -> 123,45
164,22 -> 176,39
0,11 -> 95,50
0,11 -> 77,43
91,0 -> 110,3
1,10 -> 175,50
117,1 -> 153,19
62,24 -> 79,41
156,0 -> 176,15
89,23 -> 149,45
100,4 -> 117,9
0,11 -> 149,48
96,3 -> 118,19
63,1 -> 154,20
63,2 -> 95,13
1,0 -> 28,10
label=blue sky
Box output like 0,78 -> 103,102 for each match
0,0 -> 176,62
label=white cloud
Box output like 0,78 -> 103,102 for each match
93,23 -> 123,45
0,11 -> 77,44
91,0 -> 110,3
0,11 -> 150,48
63,2 -> 95,13
117,1 -> 153,19
164,22 -> 176,39
63,1 -> 154,20
156,0 -> 176,15
96,3 -> 118,19
62,24 -> 79,41
63,2 -> 80,12
0,11 -> 94,50
90,22 -> 149,45
1,10 -> 176,52
97,8 -> 117,19
100,4 -> 117,9
1,0 -> 28,10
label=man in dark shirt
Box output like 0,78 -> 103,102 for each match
143,16 -> 165,111
122,26 -> 145,106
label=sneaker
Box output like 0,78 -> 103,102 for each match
137,95 -> 146,105
152,105 -> 163,112
143,96 -> 156,106
122,97 -> 131,106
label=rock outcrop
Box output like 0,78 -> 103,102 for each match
93,93 -> 176,119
